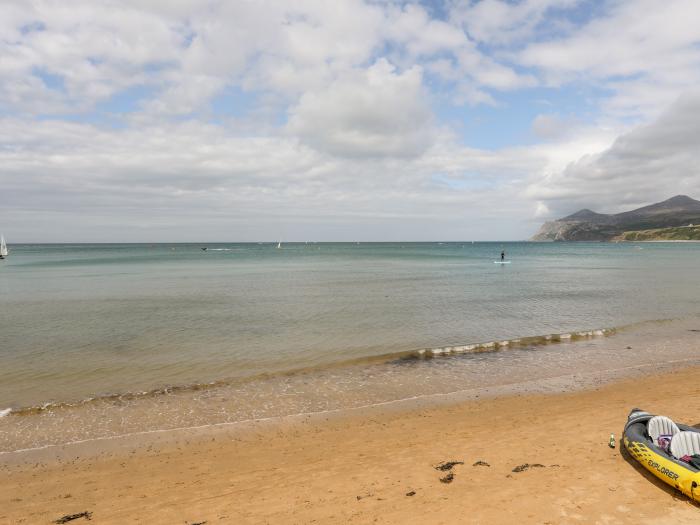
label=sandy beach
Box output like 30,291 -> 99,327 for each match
3,365 -> 700,524
3,1 -> 699,523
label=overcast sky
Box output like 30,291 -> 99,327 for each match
1,0 -> 699,242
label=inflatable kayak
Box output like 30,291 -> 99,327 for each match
623,408 -> 700,502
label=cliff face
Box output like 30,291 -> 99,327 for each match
532,220 -> 619,241
532,195 -> 700,241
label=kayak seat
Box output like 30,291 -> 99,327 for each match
670,431 -> 700,459
647,416 -> 680,448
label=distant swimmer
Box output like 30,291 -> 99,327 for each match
501,250 -> 505,261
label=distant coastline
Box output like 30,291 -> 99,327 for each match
619,239 -> 700,243
533,195 -> 700,241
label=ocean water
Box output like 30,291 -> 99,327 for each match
2,241 -> 700,452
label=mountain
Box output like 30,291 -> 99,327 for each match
532,195 -> 700,241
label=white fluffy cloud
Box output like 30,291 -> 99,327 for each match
1,0 -> 700,240
0,1 -> 187,113
519,0 -> 700,118
287,60 -> 434,158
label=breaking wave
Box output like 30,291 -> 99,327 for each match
3,327 -> 614,418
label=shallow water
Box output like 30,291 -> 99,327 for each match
2,317 -> 700,454
2,241 -> 700,407
2,242 -> 700,452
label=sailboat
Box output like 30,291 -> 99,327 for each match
277,242 -> 281,249
0,235 -> 7,260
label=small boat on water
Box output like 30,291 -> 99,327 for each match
623,408 -> 700,502
0,235 -> 7,260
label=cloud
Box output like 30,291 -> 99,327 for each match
0,0 -> 388,116
0,111 -> 549,241
0,1 -> 187,113
385,3 -> 468,57
519,0 -> 700,117
531,113 -> 574,140
527,90 -> 700,216
0,1 -> 535,116
1,0 -> 700,242
450,0 -> 581,46
287,59 -> 435,158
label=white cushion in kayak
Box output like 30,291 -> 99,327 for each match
670,431 -> 700,459
648,416 -> 680,445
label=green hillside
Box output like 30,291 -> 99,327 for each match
613,225 -> 700,241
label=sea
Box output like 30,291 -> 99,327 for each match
2,241 -> 700,453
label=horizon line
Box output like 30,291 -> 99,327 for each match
2,240 -> 533,245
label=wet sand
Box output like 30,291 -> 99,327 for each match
3,365 -> 700,524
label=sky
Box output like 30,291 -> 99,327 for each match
1,0 -> 700,242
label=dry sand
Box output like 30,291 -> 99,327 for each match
3,366 -> 700,524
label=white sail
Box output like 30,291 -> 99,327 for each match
0,235 -> 7,257
277,242 -> 281,249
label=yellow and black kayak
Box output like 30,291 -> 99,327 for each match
623,408 -> 700,502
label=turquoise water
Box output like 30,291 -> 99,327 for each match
2,241 -> 700,409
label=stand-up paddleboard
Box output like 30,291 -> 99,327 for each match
494,260 -> 511,264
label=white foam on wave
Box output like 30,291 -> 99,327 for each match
0,408 -> 11,418
418,327 -> 614,358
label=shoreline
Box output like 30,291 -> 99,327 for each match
3,351 -> 700,460
1,326 -> 615,416
3,316 -> 700,455
3,362 -> 700,523
612,239 -> 700,243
